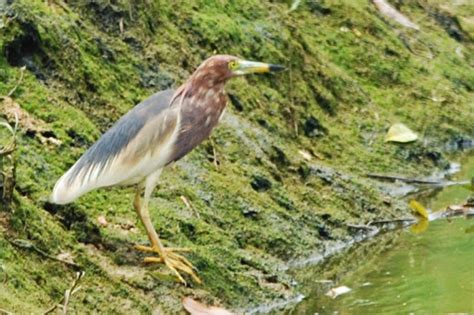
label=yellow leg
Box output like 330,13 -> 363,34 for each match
133,171 -> 201,285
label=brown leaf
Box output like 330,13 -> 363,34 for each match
183,297 -> 234,315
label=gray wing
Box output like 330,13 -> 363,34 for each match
51,89 -> 177,204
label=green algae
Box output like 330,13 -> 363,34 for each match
0,0 -> 473,312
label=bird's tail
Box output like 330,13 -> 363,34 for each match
50,169 -> 87,204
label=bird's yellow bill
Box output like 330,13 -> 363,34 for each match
235,60 -> 285,75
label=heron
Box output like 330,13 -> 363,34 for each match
51,55 -> 284,284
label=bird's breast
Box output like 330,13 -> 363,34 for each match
166,89 -> 227,163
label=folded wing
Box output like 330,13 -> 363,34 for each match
51,89 -> 178,204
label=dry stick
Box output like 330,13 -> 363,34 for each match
366,173 -> 440,184
366,173 -> 469,186
346,223 -> 377,230
61,271 -> 84,315
368,218 -> 415,225
9,239 -> 80,268
0,112 -> 19,154
180,195 -> 200,218
43,271 -> 85,315
210,138 -> 219,169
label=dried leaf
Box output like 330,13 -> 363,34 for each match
372,0 -> 420,30
385,123 -> 418,143
325,285 -> 352,299
183,297 -> 234,315
298,150 -> 312,161
409,200 -> 429,219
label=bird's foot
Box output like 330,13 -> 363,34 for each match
135,244 -> 201,285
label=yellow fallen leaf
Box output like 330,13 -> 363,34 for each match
385,123 -> 418,143
410,219 -> 429,234
409,200 -> 429,219
183,297 -> 234,315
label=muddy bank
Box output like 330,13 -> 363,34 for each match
1,0 -> 473,313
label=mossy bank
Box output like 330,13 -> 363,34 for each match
1,0 -> 473,313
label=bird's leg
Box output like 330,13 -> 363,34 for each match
133,192 -> 189,253
133,174 -> 201,285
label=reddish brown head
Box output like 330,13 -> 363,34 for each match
190,55 -> 240,85
177,55 -> 284,101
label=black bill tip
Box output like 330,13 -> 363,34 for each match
269,64 -> 286,72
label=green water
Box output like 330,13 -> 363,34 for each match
288,153 -> 474,314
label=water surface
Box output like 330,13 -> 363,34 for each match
287,153 -> 474,314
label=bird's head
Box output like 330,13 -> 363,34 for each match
191,55 -> 285,85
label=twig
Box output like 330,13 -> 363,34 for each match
43,271 -> 85,315
6,66 -> 26,98
368,218 -> 415,225
180,195 -> 200,218
8,239 -> 80,268
0,112 -> 19,156
347,224 -> 377,230
210,138 -> 219,169
61,271 -> 84,315
366,173 -> 469,186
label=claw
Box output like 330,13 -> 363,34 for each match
136,244 -> 201,284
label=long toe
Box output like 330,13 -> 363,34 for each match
165,253 -> 202,284
136,244 -> 201,284
134,244 -> 156,253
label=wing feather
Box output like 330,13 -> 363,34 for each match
51,89 -> 178,204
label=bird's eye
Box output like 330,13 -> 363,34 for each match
228,61 -> 238,70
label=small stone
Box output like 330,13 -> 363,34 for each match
250,175 -> 272,192
97,215 -> 108,227
303,116 -> 327,138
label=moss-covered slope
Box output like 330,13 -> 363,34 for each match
0,0 -> 473,313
